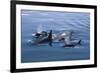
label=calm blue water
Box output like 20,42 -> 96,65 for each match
21,10 -> 90,63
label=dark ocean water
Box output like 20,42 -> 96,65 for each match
21,10 -> 90,63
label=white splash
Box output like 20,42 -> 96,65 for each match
37,24 -> 43,33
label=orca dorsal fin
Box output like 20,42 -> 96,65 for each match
77,40 -> 81,45
48,30 -> 52,46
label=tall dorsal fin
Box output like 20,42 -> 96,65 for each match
48,30 -> 52,46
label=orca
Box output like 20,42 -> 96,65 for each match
62,40 -> 81,47
33,30 -> 53,46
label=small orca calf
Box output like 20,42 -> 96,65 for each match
62,40 -> 82,47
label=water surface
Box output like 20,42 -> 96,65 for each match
21,10 -> 90,63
